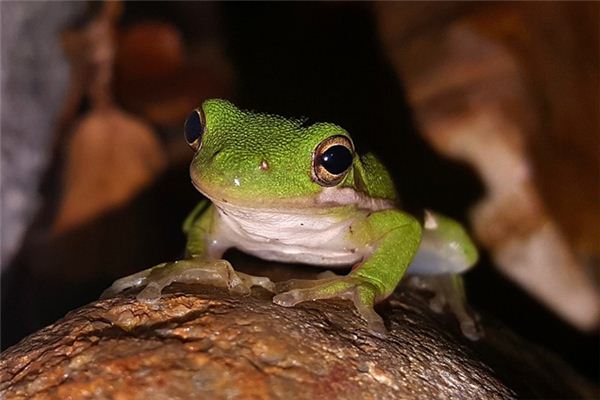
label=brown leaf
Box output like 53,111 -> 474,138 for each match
52,108 -> 167,235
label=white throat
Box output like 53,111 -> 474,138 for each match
211,187 -> 390,266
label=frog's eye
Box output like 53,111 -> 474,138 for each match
184,109 -> 205,151
312,135 -> 354,186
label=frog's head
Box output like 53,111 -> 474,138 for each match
185,99 -> 357,208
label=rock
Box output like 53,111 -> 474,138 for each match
1,282 -> 594,399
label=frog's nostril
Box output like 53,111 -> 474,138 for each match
209,149 -> 222,161
259,160 -> 269,171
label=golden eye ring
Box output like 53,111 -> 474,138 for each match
312,135 -> 354,186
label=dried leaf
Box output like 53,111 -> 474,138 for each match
52,108 -> 166,234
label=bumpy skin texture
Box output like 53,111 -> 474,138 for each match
104,99 -> 479,337
190,100 -> 396,206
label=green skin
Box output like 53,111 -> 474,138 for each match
105,99 -> 479,337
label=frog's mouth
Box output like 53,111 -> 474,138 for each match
190,173 -> 224,205
190,168 -> 395,213
189,162 -> 310,209
190,173 -> 315,211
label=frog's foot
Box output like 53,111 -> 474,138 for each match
273,276 -> 386,337
408,274 -> 483,340
102,259 -> 275,302
316,270 -> 339,279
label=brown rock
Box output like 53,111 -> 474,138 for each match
1,283 -> 594,399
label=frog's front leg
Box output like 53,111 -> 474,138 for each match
273,209 -> 421,336
102,202 -> 275,300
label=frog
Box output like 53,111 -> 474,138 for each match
103,99 -> 481,339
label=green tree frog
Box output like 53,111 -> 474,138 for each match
104,99 -> 480,339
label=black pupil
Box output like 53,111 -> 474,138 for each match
184,111 -> 203,145
319,145 -> 353,175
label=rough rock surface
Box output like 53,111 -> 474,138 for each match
1,281 -> 594,400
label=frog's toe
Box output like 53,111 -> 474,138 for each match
458,316 -> 482,341
409,274 -> 483,340
350,285 -> 387,336
316,270 -> 338,279
101,264 -> 165,299
272,289 -> 308,307
273,278 -> 355,306
446,296 -> 483,340
273,276 -> 387,336
238,271 -> 276,292
274,277 -> 337,292
102,259 -> 275,302
134,259 -> 258,300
